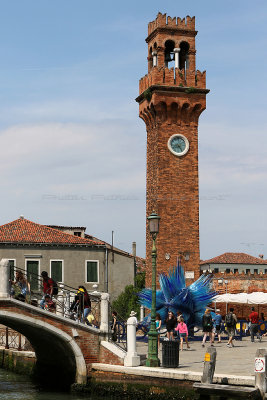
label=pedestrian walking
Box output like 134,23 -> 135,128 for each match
202,309 -> 213,347
111,310 -> 118,341
156,313 -> 162,347
165,311 -> 176,341
213,310 -> 222,343
11,271 -> 30,302
40,271 -> 58,309
249,307 -> 261,342
225,307 -> 237,347
69,286 -> 91,322
175,317 -> 190,351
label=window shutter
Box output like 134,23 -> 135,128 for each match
86,261 -> 98,282
51,261 -> 63,282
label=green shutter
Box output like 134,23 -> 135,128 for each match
26,261 -> 39,291
9,260 -> 15,281
87,261 -> 98,282
51,261 -> 62,282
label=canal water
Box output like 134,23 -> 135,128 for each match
0,368 -> 103,400
0,368 -> 237,400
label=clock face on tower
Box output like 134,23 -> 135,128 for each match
167,134 -> 189,157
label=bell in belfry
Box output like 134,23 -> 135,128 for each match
165,51 -> 174,63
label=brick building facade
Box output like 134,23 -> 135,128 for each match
201,253 -> 267,318
136,13 -> 209,286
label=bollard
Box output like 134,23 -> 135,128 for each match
100,293 -> 110,334
255,348 -> 267,398
124,316 -> 140,367
0,259 -> 10,298
201,346 -> 217,384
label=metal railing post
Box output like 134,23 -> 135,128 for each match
5,327 -> 9,349
18,334 -> 22,351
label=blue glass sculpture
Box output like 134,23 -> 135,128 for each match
138,261 -> 216,328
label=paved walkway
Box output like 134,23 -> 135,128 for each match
136,336 -> 267,377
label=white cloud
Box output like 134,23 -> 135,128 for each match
0,121 -> 146,254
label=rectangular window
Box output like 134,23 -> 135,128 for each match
254,269 -> 258,274
265,269 -> 267,274
213,268 -> 219,273
234,269 -> 238,273
8,260 -> 16,281
226,268 -> 230,273
26,260 -> 39,291
50,260 -> 63,283
86,260 -> 99,283
246,269 -> 250,274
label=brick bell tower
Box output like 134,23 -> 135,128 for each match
136,13 -> 209,286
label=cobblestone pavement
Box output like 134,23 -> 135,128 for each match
136,336 -> 267,376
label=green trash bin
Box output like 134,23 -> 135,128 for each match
162,340 -> 179,368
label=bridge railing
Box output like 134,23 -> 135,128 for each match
0,258 -> 112,349
6,264 -> 102,327
108,308 -> 127,351
0,325 -> 33,351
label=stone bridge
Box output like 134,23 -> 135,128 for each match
0,259 -> 124,387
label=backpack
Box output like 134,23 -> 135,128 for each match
225,312 -> 235,327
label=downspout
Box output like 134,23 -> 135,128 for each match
105,246 -> 109,293
132,242 -> 137,281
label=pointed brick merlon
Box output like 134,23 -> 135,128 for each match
139,68 -> 206,94
148,13 -> 195,36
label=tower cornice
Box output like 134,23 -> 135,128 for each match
136,85 -> 210,104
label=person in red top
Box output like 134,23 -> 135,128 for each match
40,271 -> 57,309
249,307 -> 261,342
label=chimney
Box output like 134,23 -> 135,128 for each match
259,254 -> 264,259
132,242 -> 136,257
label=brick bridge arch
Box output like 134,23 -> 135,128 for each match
0,298 -> 103,387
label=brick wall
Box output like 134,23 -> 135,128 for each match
212,271 -> 267,294
211,271 -> 267,318
0,301 -> 123,372
137,14 -> 208,287
99,345 -> 124,366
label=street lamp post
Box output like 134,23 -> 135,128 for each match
218,278 -> 228,314
146,211 -> 160,367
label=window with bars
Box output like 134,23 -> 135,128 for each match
86,260 -> 99,283
50,260 -> 63,283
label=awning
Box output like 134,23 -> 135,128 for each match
213,292 -> 267,305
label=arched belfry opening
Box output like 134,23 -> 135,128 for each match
179,41 -> 190,70
164,40 -> 175,68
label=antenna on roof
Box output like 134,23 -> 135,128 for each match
20,215 -> 24,219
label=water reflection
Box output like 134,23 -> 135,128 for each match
0,368 -> 98,400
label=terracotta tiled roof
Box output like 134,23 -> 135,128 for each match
0,218 -> 103,246
200,252 -> 267,265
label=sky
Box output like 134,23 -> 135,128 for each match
0,0 -> 267,260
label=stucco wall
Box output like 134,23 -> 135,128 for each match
107,250 -> 135,300
0,246 -> 134,300
201,263 -> 267,273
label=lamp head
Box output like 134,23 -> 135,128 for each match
147,211 -> 160,235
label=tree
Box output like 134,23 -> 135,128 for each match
111,272 -> 145,321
